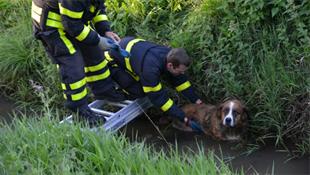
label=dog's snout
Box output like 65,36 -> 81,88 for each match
225,117 -> 232,124
223,116 -> 234,127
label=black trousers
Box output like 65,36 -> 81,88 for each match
36,29 -> 114,110
108,64 -> 145,100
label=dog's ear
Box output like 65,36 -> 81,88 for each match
216,103 -> 223,119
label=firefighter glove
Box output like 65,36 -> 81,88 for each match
98,36 -> 118,50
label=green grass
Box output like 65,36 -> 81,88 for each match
0,0 -> 62,107
0,0 -> 309,156
0,115 -> 237,175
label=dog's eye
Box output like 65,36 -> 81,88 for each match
233,110 -> 240,116
223,108 -> 229,114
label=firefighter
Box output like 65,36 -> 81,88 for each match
104,37 -> 203,127
31,0 -> 126,126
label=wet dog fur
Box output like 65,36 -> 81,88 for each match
173,99 -> 248,141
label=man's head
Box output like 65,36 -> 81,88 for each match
166,48 -> 191,76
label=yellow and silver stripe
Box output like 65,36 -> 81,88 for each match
61,77 -> 86,90
92,14 -> 108,24
160,99 -> 174,112
84,60 -> 108,73
75,25 -> 91,41
175,81 -> 191,92
86,69 -> 110,82
58,3 -> 83,19
143,83 -> 162,93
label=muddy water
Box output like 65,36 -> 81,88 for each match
0,98 -> 308,174
0,97 -> 15,123
121,117 -> 309,175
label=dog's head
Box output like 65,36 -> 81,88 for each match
217,99 -> 248,128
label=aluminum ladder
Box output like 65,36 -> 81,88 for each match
60,97 -> 152,132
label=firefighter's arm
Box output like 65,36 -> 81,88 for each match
141,74 -> 186,121
58,0 -> 99,45
170,74 -> 201,104
92,3 -> 120,42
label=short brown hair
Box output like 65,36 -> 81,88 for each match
166,48 -> 191,67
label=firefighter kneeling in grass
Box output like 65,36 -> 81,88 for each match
31,0 -> 126,126
104,37 -> 203,129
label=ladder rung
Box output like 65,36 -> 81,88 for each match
60,97 -> 152,132
105,102 -> 128,108
90,107 -> 115,116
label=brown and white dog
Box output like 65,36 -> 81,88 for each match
173,99 -> 248,141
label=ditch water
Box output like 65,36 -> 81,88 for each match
0,97 -> 14,123
121,116 -> 309,175
0,97 -> 309,174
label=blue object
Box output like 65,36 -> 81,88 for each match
107,38 -> 131,57
117,47 -> 131,57
189,119 -> 203,133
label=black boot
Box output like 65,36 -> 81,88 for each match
95,88 -> 126,102
74,107 -> 106,127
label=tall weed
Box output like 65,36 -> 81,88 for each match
0,116 -> 237,174
170,0 -> 309,153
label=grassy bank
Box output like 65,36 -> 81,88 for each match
0,0 -> 309,155
0,115 -> 236,174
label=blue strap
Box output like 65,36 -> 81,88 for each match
107,39 -> 131,57
189,119 -> 203,133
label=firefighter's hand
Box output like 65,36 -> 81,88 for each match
105,31 -> 121,43
184,117 -> 203,132
195,99 -> 203,105
98,36 -> 118,50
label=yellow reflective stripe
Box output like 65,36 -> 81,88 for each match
61,83 -> 66,90
104,51 -> 113,62
84,67 -> 89,73
161,99 -> 174,112
175,81 -> 191,92
125,38 -> 145,73
124,58 -> 133,72
90,5 -> 95,13
58,3 -> 83,19
86,69 -> 110,82
46,19 -> 64,29
69,77 -> 86,90
126,39 -> 145,52
71,88 -> 88,101
92,14 -> 108,24
84,60 -> 108,73
58,29 -> 76,54
75,26 -> 91,41
63,94 -> 67,99
48,11 -> 61,21
31,11 -> 41,23
127,71 -> 140,81
32,2 -> 42,15
62,79 -> 86,90
143,83 -> 162,93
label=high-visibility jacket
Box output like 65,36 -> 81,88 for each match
31,0 -> 110,46
106,37 -> 200,121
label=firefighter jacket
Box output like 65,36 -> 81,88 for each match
107,37 -> 200,121
31,0 -> 111,46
